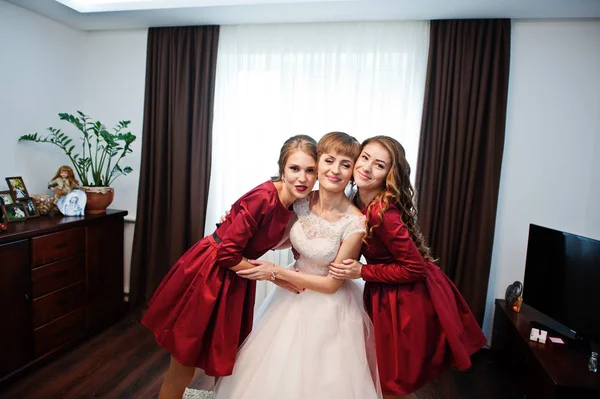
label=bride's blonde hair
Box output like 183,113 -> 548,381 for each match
316,132 -> 360,162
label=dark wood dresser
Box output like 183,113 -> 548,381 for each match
492,299 -> 600,399
0,209 -> 127,388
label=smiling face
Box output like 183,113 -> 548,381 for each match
353,141 -> 392,193
281,149 -> 317,200
314,132 -> 361,194
317,151 -> 355,193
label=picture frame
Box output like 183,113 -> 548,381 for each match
20,197 -> 39,218
0,190 -> 14,206
5,176 -> 30,201
2,203 -> 28,223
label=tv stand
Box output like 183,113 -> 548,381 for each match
492,299 -> 600,399
528,321 -> 591,358
529,320 -> 564,338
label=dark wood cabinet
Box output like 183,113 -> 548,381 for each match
0,240 -> 34,377
86,216 -> 125,331
0,210 -> 127,388
492,299 -> 600,399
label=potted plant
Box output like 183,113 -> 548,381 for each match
19,111 -> 136,214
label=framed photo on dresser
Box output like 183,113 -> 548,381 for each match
6,176 -> 30,201
20,197 -> 39,218
0,190 -> 14,205
2,203 -> 28,222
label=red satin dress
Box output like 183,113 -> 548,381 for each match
142,181 -> 292,376
360,202 -> 487,395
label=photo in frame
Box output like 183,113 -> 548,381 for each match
2,203 -> 28,222
0,190 -> 14,206
20,197 -> 39,218
6,176 -> 30,201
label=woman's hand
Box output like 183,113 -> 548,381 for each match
272,279 -> 304,294
236,260 -> 278,281
218,210 -> 230,225
329,259 -> 362,280
237,260 -> 305,293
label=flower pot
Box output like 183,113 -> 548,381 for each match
81,186 -> 114,214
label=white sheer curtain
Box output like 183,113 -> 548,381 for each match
206,21 -> 430,309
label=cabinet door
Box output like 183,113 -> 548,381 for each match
0,240 -> 33,377
86,217 -> 125,330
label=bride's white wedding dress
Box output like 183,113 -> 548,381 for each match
214,197 -> 382,399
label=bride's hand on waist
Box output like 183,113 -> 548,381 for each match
329,259 -> 362,280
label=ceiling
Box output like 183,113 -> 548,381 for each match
7,0 -> 600,31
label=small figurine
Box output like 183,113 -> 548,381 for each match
512,296 -> 523,312
48,165 -> 79,205
505,281 -> 523,313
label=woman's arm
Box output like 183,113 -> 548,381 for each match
228,258 -> 257,272
227,257 -> 303,294
330,207 -> 427,283
238,231 -> 364,294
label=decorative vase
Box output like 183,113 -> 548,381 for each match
81,186 -> 114,214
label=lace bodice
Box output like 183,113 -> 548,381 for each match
290,197 -> 366,276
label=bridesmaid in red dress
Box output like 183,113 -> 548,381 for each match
142,135 -> 318,399
330,136 -> 487,398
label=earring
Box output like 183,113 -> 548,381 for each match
281,176 -> 286,182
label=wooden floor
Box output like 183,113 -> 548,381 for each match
1,315 -> 518,399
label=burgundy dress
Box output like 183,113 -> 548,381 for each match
360,201 -> 487,395
142,181 -> 293,377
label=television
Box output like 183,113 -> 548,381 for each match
522,224 -> 600,345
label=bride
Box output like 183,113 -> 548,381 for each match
213,132 -> 382,399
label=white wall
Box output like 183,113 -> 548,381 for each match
0,1 -> 84,193
81,29 -> 147,216
0,2 -> 147,294
81,30 -> 147,294
483,19 -> 600,340
0,2 -> 146,213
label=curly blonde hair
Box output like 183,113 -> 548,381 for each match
361,136 -> 435,262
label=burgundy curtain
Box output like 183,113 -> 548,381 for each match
129,26 -> 220,309
416,19 -> 511,323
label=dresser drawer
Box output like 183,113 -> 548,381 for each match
31,255 -> 85,299
34,308 -> 86,358
32,282 -> 85,328
31,228 -> 85,267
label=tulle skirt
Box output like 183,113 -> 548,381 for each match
214,277 -> 382,399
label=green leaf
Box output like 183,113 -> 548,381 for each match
19,111 -> 137,186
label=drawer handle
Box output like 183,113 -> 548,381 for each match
54,242 -> 69,249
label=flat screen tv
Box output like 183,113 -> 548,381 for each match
523,224 -> 600,344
